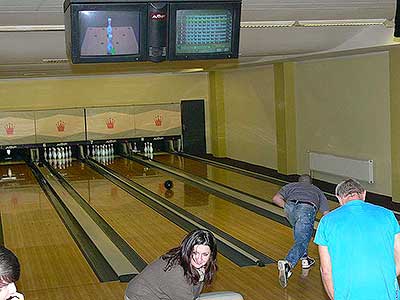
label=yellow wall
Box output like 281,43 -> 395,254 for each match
222,66 -> 277,169
390,48 -> 400,201
0,73 -> 209,110
295,52 -> 391,195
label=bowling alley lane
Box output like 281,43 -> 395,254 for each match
0,164 -> 99,294
104,157 -> 313,260
58,160 -> 187,262
87,157 -> 328,300
153,153 -> 339,211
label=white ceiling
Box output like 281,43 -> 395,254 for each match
0,0 -> 398,77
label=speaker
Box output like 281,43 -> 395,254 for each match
148,2 -> 168,62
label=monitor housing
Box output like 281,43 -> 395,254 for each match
64,0 -> 241,63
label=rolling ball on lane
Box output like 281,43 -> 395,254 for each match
164,180 -> 174,190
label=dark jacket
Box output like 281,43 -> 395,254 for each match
125,258 -> 203,300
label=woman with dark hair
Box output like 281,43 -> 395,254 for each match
125,229 -> 218,300
0,246 -> 23,300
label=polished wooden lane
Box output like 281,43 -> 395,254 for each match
154,153 -> 339,212
0,164 -> 110,300
60,160 -> 186,262
104,157 -> 330,300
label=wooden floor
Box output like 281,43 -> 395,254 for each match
0,155 -> 334,300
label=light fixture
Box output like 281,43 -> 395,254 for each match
241,19 -> 390,29
240,21 -> 296,28
0,25 -> 65,32
297,19 -> 388,27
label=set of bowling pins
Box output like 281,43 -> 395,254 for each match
44,146 -> 73,169
44,146 -> 73,161
89,144 -> 114,157
131,142 -> 154,159
144,142 -> 154,159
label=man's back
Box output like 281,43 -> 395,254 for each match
279,182 -> 328,211
315,200 -> 400,300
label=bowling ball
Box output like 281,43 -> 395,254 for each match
164,180 -> 174,190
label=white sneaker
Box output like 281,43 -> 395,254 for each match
301,256 -> 315,269
278,260 -> 292,288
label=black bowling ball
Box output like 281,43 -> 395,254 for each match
164,180 -> 174,190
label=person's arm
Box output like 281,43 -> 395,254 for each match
272,193 -> 285,208
394,233 -> 400,276
319,192 -> 330,215
319,245 -> 334,300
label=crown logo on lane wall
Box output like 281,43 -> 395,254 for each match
5,123 -> 15,135
154,114 -> 162,127
56,120 -> 65,132
106,118 -> 115,129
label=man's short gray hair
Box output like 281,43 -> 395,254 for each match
335,178 -> 365,198
298,174 -> 312,183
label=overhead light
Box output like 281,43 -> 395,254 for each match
241,21 -> 296,28
297,19 -> 388,27
241,19 -> 390,29
0,25 -> 65,32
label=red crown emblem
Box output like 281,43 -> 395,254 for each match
154,114 -> 162,127
4,122 -> 15,135
56,120 -> 65,132
106,118 -> 115,129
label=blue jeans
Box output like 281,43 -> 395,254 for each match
284,201 -> 317,268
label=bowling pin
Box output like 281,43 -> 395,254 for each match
6,149 -> 11,156
133,142 -> 138,153
149,142 -> 153,154
44,148 -> 48,160
7,168 -> 12,177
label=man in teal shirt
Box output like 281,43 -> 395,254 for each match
314,178 -> 400,300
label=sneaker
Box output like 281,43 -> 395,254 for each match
301,256 -> 315,269
277,260 -> 292,288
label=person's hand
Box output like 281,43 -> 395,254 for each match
8,291 -> 24,300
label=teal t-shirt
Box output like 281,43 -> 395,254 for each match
314,200 -> 400,300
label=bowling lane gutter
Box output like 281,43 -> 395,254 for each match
28,160 -> 119,282
45,160 -> 147,280
84,157 -> 274,267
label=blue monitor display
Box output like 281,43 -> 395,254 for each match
168,2 -> 241,60
79,11 -> 141,56
175,9 -> 233,54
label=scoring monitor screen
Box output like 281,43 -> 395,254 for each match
175,9 -> 233,54
78,10 -> 141,56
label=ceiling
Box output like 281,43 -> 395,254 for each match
0,0 -> 398,78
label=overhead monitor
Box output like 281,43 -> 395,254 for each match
64,2 -> 148,63
168,2 -> 241,60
